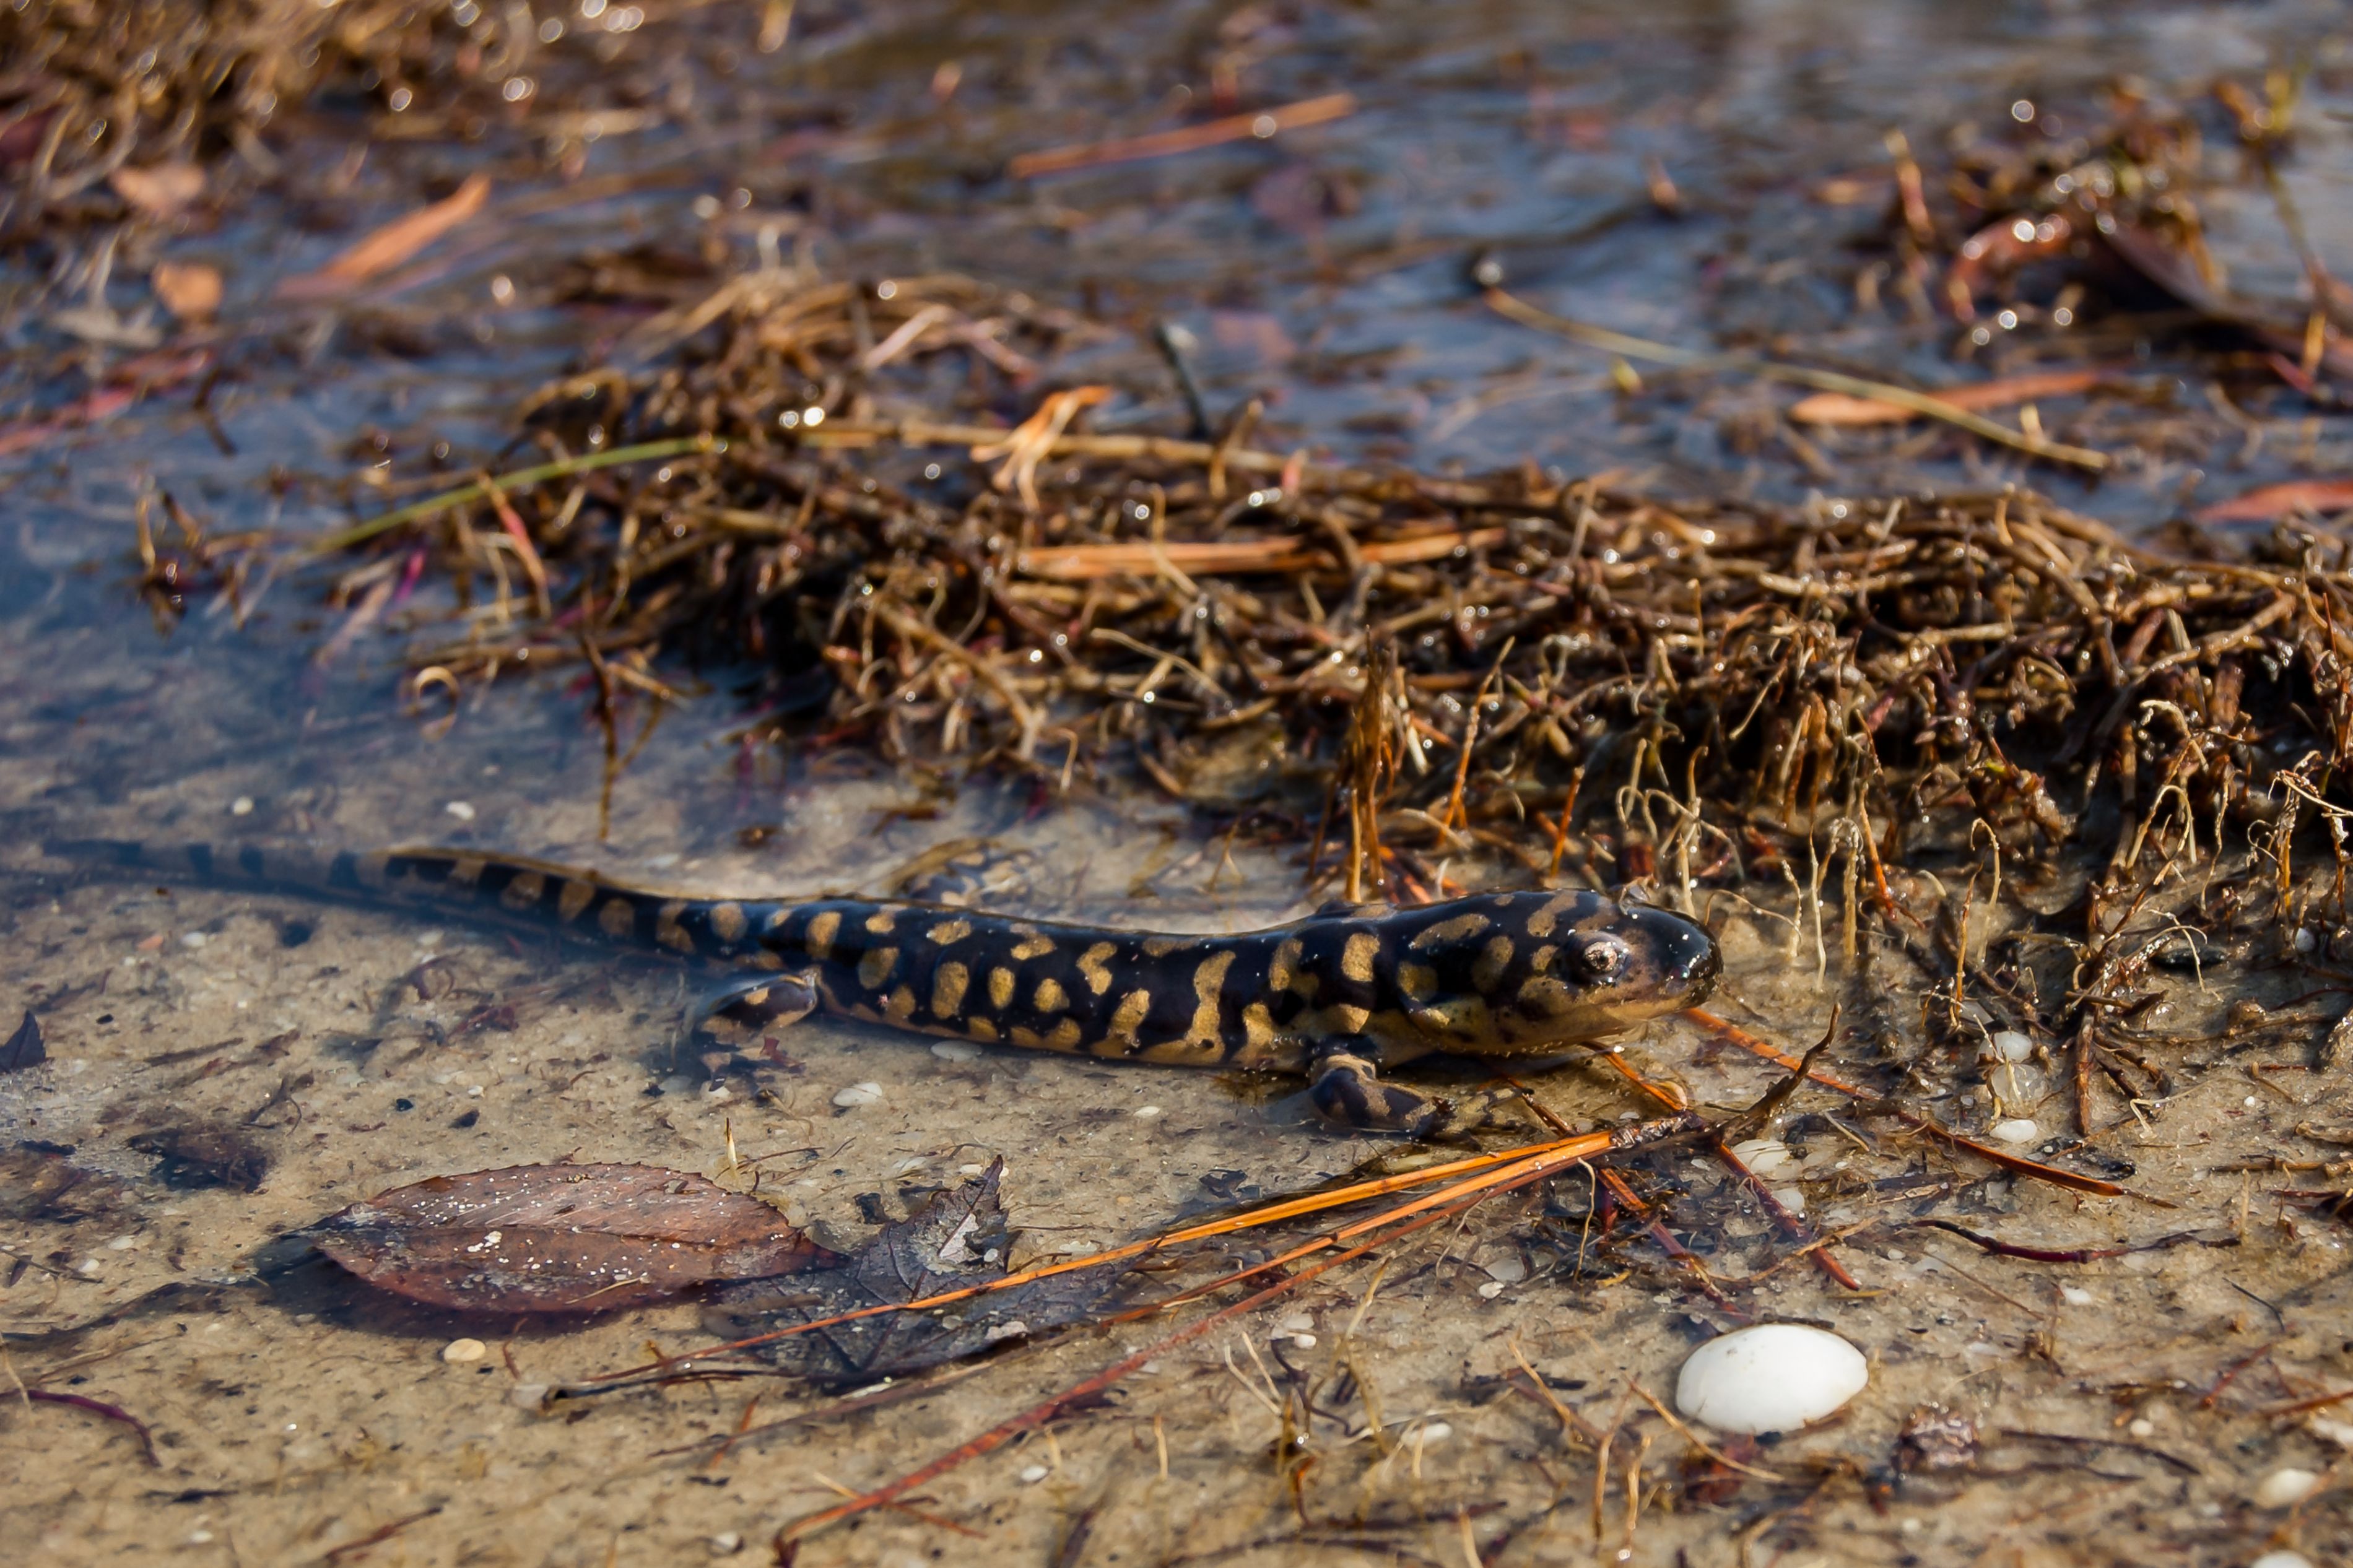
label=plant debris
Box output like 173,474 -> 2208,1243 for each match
312,1162 -> 826,1314
1,1009 -> 43,1073
702,1161 -> 1121,1388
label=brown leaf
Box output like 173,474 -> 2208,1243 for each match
277,173 -> 492,300
2196,479 -> 2353,524
110,162 -> 206,219
1790,368 -> 2113,427
315,1163 -> 825,1314
152,262 -> 223,322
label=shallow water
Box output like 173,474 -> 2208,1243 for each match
7,3 -> 2353,1564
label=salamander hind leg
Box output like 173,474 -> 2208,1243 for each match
1304,1045 -> 1518,1139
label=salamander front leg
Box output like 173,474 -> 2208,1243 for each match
677,970 -> 819,1059
1304,1045 -> 1517,1138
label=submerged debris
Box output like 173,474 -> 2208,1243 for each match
313,1162 -> 826,1313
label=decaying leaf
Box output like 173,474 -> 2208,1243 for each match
2,1010 -> 45,1073
315,1162 -> 825,1314
152,262 -> 224,322
110,162 -> 206,218
703,1160 -> 1123,1387
129,1124 -> 269,1192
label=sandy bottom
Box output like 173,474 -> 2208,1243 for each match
5,604 -> 2352,1568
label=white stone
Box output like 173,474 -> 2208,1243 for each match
2128,1418 -> 2155,1438
441,1338 -> 487,1364
1674,1323 -> 1869,1435
1769,1185 -> 1806,1216
2253,1467 -> 2322,1508
444,800 -> 476,821
708,1533 -> 743,1555
1133,1104 -> 1162,1119
230,796 -> 253,816
832,1081 -> 884,1108
1019,1464 -> 1050,1484
1417,1421 -> 1453,1443
930,1041 -> 981,1062
2061,1286 -> 2094,1306
1991,1030 -> 2033,1062
2251,1552 -> 2315,1568
1730,1138 -> 1798,1179
1989,1118 -> 2040,1145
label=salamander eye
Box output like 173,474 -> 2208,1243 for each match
1570,935 -> 1629,982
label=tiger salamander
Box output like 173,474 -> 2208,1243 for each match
56,841 -> 1720,1136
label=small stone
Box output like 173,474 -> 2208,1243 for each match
1484,1255 -> 1528,1284
1675,1323 -> 1869,1434
1991,1030 -> 2033,1062
1019,1464 -> 1050,1484
1730,1138 -> 1798,1179
444,800 -> 476,821
1988,1118 -> 2040,1145
1768,1184 -> 1807,1216
832,1081 -> 884,1108
1417,1421 -> 1453,1443
2061,1286 -> 2094,1306
230,796 -> 253,816
441,1337 -> 488,1364
1133,1104 -> 1162,1119
180,932 -> 209,949
930,1041 -> 981,1062
708,1533 -> 744,1555
510,1383 -> 550,1408
2128,1417 -> 2155,1438
2254,1467 -> 2321,1508
2251,1553 -> 2316,1568
958,1163 -> 986,1176
1476,1280 -> 1506,1299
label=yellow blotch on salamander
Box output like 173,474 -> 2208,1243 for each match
1078,942 -> 1116,996
927,918 -> 973,947
1411,912 -> 1491,950
1396,961 -> 1438,1003
1524,891 -> 1583,939
599,897 -> 637,940
501,871 -> 545,910
858,946 -> 899,989
967,1016 -> 999,1042
1044,1018 -> 1083,1050
708,901 -> 748,944
988,967 -> 1016,1009
804,910 -> 840,960
865,910 -> 897,935
1142,937 -> 1190,958
557,879 -> 597,922
1182,950 -> 1237,1047
1107,989 -> 1151,1047
884,984 -> 918,1021
1341,932 -> 1378,984
1011,935 -> 1055,961
1518,975 -> 1575,1016
1472,933 -> 1515,993
1033,976 -> 1068,1013
447,857 -> 486,886
655,899 -> 695,953
1269,937 -> 1311,998
933,961 -> 969,1019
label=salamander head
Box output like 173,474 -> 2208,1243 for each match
1385,890 -> 1718,1054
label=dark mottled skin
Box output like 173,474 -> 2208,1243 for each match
55,841 -> 1721,1134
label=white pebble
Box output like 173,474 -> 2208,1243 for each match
708,1533 -> 743,1556
1133,1104 -> 1162,1119
1484,1255 -> 1529,1284
2295,927 -> 2318,953
444,800 -> 476,821
441,1338 -> 487,1364
2251,1552 -> 2316,1568
1674,1323 -> 1869,1434
2061,1286 -> 2094,1306
1768,1185 -> 1807,1217
1476,1280 -> 1506,1299
1019,1464 -> 1050,1484
2128,1418 -> 2155,1438
1991,1030 -> 2033,1062
1731,1138 -> 1798,1179
1989,1118 -> 2040,1145
930,1041 -> 981,1062
230,796 -> 254,816
2254,1467 -> 2322,1508
832,1081 -> 884,1108
1417,1421 -> 1453,1443
180,932 -> 209,949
